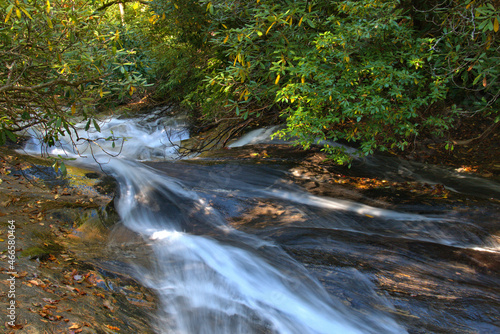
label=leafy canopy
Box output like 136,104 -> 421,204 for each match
150,0 -> 499,163
0,0 -> 150,150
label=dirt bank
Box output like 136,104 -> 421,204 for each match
0,148 -> 156,334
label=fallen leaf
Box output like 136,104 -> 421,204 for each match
105,325 -> 120,331
42,298 -> 59,304
103,300 -> 115,312
28,279 -> 44,286
68,323 -> 81,330
12,271 -> 28,278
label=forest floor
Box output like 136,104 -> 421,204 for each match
0,109 -> 498,333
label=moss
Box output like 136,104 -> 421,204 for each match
21,232 -> 65,260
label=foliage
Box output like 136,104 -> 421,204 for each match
0,0 -> 150,151
2,0 -> 498,165
269,0 -> 449,163
147,0 -> 216,112
150,0 -> 450,162
411,0 -> 500,118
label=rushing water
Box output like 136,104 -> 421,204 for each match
22,111 -> 500,333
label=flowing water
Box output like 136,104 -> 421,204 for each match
22,110 -> 500,333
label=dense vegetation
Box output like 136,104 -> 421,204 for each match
1,0 -> 499,164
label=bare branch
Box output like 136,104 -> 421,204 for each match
96,0 -> 150,12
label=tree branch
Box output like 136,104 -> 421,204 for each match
96,0 -> 149,12
0,76 -> 104,94
453,121 -> 499,145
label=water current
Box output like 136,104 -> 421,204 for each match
22,109 -> 500,333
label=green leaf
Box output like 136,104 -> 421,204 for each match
93,119 -> 101,132
5,129 -> 16,142
60,162 -> 67,177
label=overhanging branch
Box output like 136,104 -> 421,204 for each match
0,76 -> 104,94
96,0 -> 150,12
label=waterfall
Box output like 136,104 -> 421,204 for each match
20,112 -> 500,333
106,159 -> 404,334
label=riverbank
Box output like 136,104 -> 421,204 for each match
0,148 -> 156,333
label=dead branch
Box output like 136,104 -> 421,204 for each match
452,121 -> 499,145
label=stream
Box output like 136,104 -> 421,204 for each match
22,108 -> 500,333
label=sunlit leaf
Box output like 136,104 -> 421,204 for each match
5,5 -> 14,23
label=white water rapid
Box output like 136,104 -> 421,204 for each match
108,159 -> 404,334
20,111 -> 500,333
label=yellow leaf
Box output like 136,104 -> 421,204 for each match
5,5 -> 13,23
47,17 -> 53,29
105,325 -> 120,331
494,17 -> 499,32
298,16 -> 303,26
223,35 -> 229,43
68,323 -> 81,330
16,8 -> 21,19
20,7 -> 32,20
301,77 -> 305,83
129,86 -> 136,96
222,24 -> 227,29
275,74 -> 280,85
483,76 -> 487,87
266,21 -> 275,35
99,88 -> 103,98
46,0 -> 51,14
71,104 -> 76,115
